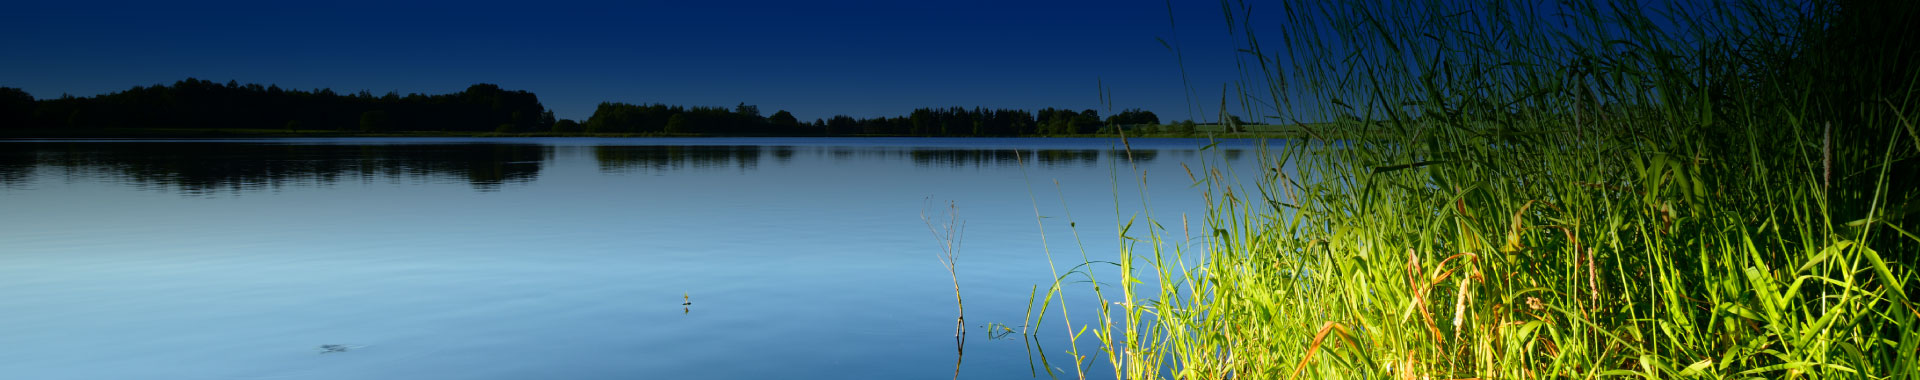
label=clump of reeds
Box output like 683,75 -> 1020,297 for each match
1038,0 -> 1918,378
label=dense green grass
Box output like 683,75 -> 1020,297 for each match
1033,0 -> 1917,379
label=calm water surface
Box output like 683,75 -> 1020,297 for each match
0,137 -> 1260,380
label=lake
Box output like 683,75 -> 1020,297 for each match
0,137 -> 1261,380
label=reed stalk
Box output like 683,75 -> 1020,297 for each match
1037,0 -> 1918,378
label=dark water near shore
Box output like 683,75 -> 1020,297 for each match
0,137 -> 1258,380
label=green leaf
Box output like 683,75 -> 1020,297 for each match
1679,359 -> 1713,377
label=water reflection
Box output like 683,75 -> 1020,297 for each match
1114,149 -> 1158,163
0,148 -> 33,189
1034,149 -> 1101,167
906,148 -> 1165,168
0,141 -> 1240,195
0,137 -> 1263,380
0,142 -> 549,194
908,149 -> 1024,168
771,146 -> 795,164
592,145 -> 764,173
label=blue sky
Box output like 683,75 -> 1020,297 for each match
2,0 -> 1256,122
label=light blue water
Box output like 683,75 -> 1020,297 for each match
0,137 -> 1261,380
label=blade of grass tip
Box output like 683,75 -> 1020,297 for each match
1286,321 -> 1356,380
1025,284 -> 1037,335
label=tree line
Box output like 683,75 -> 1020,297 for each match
1,79 -> 1170,136
1,78 -> 550,133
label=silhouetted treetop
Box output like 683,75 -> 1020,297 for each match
7,78 -> 1185,137
12,78 -> 547,132
0,87 -> 32,130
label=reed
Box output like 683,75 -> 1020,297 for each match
1039,0 -> 1918,378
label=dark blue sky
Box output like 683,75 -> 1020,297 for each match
3,0 -> 1253,122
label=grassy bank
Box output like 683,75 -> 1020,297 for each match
1035,0 -> 1918,379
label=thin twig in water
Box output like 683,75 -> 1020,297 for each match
923,199 -> 966,380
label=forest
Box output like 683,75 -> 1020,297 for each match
0,79 -> 547,133
0,79 -> 1164,137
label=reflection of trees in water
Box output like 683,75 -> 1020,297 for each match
1110,149 -> 1158,164
592,145 -> 763,173
0,148 -> 34,189
829,147 -> 858,161
0,142 -> 549,194
909,149 -> 1023,168
392,144 -> 548,191
826,147 -> 909,163
906,149 -> 1161,168
0,142 -> 1236,194
1164,148 -> 1241,162
1033,150 -> 1101,167
771,146 -> 795,164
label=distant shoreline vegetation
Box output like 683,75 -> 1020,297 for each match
0,79 -> 1275,138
